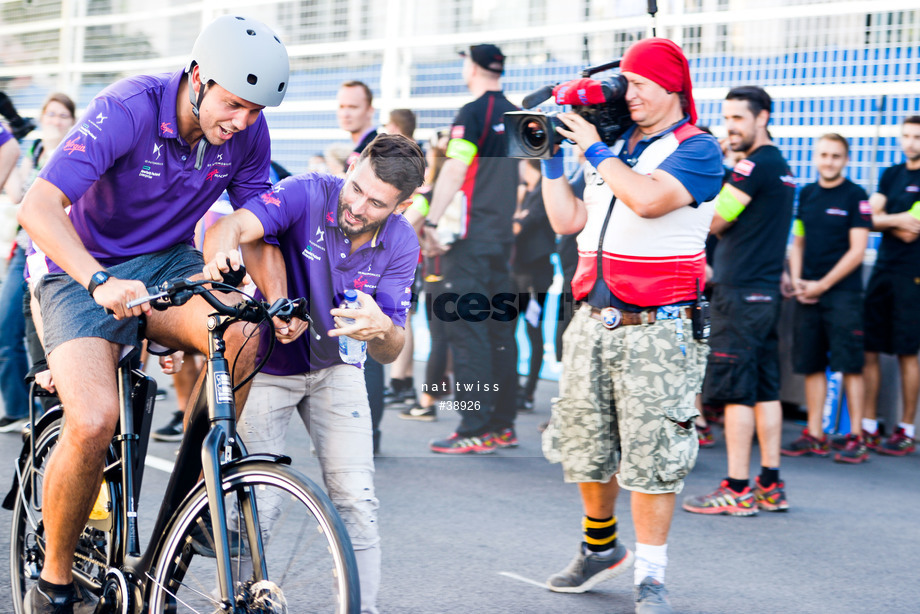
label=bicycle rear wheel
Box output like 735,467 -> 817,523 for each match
9,416 -> 117,613
148,462 -> 360,614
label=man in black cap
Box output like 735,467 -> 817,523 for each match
423,44 -> 521,454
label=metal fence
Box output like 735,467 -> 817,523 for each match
1,0 -> 920,191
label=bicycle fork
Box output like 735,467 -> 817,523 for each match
203,315 -> 269,606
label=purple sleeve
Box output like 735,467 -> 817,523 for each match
38,96 -> 137,204
241,175 -> 307,246
374,225 -> 420,328
0,124 -> 12,146
226,114 -> 273,208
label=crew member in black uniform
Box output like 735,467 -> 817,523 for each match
423,43 -> 521,454
683,86 -> 796,516
780,133 -> 871,464
862,115 -> 920,456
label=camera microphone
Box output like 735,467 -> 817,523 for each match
522,84 -> 555,109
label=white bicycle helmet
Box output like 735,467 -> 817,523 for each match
187,15 -> 289,114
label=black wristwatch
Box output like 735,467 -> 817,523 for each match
87,270 -> 111,298
423,219 -> 438,228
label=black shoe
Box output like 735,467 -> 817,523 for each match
399,404 -> 436,421
188,510 -> 244,558
152,411 -> 184,442
155,388 -> 168,401
0,415 -> 29,433
24,583 -> 94,613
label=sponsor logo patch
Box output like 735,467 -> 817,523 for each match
63,138 -> 85,155
733,159 -> 755,176
160,122 -> 174,134
859,200 -> 872,215
907,185 -> 920,193
260,192 -> 281,206
451,125 -> 465,140
825,208 -> 847,217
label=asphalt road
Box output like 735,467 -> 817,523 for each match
0,364 -> 917,614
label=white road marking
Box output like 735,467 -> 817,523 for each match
145,455 -> 175,474
498,571 -> 548,589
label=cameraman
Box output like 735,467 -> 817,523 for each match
540,38 -> 723,613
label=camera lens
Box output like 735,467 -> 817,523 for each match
522,120 -> 547,149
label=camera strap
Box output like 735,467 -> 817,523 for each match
595,195 -> 616,291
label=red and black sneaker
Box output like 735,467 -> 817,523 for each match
491,427 -> 519,448
781,429 -> 829,457
876,427 -> 916,456
429,432 -> 496,455
696,423 -> 716,448
834,435 -> 869,464
682,480 -> 758,516
831,429 -> 880,452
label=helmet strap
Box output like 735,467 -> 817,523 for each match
187,67 -> 208,119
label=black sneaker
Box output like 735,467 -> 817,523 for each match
188,510 -> 244,558
24,583 -> 95,613
399,404 -> 436,421
0,415 -> 29,433
152,411 -> 184,442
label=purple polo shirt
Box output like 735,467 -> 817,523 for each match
243,172 -> 419,374
0,123 -> 12,146
37,69 -> 272,274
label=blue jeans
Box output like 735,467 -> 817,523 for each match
0,246 -> 30,420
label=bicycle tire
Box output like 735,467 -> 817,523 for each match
148,461 -> 360,614
9,417 -> 118,612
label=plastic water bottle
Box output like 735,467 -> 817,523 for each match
338,289 -> 366,365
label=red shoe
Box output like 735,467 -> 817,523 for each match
781,428 -> 829,457
491,427 -> 519,448
682,480 -> 758,516
876,427 -> 916,456
429,432 -> 496,454
696,424 -> 716,448
833,435 -> 869,464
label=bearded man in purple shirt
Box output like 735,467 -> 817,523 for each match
201,134 -> 424,614
16,16 -> 289,613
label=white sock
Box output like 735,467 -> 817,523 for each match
899,422 -> 915,439
862,418 -> 878,434
634,543 -> 667,585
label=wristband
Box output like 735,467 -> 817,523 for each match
584,142 -> 614,169
541,148 -> 565,180
424,219 -> 438,228
909,201 -> 920,221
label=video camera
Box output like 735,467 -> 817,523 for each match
505,59 -> 633,159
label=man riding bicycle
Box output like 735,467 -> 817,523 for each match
17,16 -> 289,613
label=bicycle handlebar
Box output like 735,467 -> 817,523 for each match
126,265 -> 321,340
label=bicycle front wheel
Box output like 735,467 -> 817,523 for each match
148,461 -> 360,614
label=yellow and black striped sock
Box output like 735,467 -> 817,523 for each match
583,515 -> 617,553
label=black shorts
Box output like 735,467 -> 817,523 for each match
792,289 -> 864,374
864,268 -> 920,355
703,285 -> 782,407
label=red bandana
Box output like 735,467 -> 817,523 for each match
620,38 -> 698,125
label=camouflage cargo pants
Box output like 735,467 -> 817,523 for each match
543,304 -> 707,494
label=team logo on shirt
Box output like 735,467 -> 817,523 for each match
354,277 -> 369,291
78,124 -> 98,141
259,191 -> 281,206
451,125 -> 465,140
825,208 -> 847,217
315,227 -> 325,243
492,123 -> 505,134
95,113 -> 107,124
780,174 -> 797,188
733,159 -> 755,176
859,200 -> 872,215
326,211 -> 335,223
907,185 -> 920,193
160,122 -> 174,134
205,168 -> 222,181
63,138 -> 86,155
152,143 -> 163,160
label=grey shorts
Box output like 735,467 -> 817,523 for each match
542,305 -> 707,494
36,244 -> 204,356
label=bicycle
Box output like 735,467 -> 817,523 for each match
5,271 -> 360,613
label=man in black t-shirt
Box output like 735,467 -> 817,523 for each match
684,86 -> 796,517
423,43 -> 521,454
780,133 -> 871,464
862,116 -> 920,456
